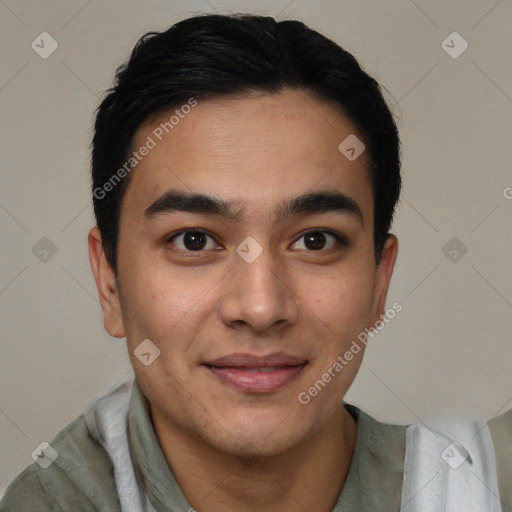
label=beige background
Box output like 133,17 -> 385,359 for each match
1,0 -> 511,495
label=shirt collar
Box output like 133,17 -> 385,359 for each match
128,378 -> 194,512
128,379 -> 405,512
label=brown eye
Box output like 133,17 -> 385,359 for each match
167,230 -> 218,252
292,230 -> 346,251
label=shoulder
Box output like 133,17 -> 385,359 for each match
487,408 -> 512,512
1,414 -> 120,512
402,416 -> 505,511
343,402 -> 406,471
487,406 -> 512,441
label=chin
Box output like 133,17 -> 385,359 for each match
213,432 -> 298,459
204,415 -> 310,459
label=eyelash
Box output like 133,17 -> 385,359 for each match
165,228 -> 348,254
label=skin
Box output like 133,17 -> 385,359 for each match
89,88 -> 398,511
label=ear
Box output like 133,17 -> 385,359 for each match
368,234 -> 399,328
88,227 -> 126,338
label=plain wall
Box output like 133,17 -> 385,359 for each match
1,0 -> 511,495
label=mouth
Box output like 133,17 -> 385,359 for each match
201,352 -> 308,393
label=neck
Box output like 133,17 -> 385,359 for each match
151,404 -> 358,512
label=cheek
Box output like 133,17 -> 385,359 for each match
303,265 -> 375,335
118,241 -> 184,321
124,278 -> 198,336
119,261 -> 220,363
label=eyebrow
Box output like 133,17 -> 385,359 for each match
144,188 -> 364,226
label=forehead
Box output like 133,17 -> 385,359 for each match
122,89 -> 373,223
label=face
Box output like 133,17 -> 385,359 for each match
89,88 -> 398,458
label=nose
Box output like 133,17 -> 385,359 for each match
219,245 -> 299,334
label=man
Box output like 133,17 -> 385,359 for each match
1,12 -> 510,512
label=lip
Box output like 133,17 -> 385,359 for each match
202,352 -> 308,393
203,352 -> 307,368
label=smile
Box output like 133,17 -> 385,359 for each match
203,363 -> 307,393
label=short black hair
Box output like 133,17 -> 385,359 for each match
91,13 -> 402,275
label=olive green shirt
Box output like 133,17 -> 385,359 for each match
1,379 -> 510,511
